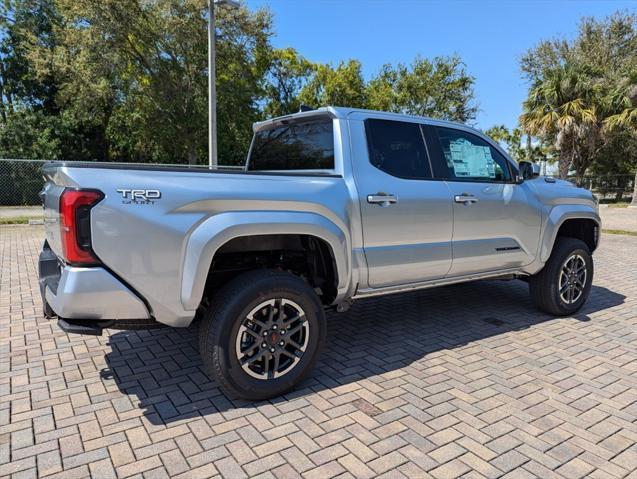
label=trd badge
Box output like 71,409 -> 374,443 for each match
116,189 -> 161,204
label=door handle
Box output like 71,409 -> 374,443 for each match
367,193 -> 398,207
454,194 -> 479,205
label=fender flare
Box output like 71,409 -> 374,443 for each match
180,211 -> 351,311
540,205 -> 601,263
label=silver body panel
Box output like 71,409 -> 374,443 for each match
444,181 -> 542,276
348,116 -> 454,287
46,266 -> 150,320
40,107 -> 601,327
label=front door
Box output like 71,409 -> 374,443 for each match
425,125 -> 542,276
350,117 -> 454,288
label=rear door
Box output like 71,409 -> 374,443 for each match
350,117 -> 453,288
423,125 -> 541,276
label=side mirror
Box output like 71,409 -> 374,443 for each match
518,161 -> 540,182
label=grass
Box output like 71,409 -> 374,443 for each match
0,216 -> 40,225
606,202 -> 631,208
603,229 -> 637,237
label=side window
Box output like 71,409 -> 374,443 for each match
248,119 -> 334,171
365,119 -> 432,179
434,127 -> 511,182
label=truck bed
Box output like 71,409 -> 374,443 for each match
41,161 -> 354,327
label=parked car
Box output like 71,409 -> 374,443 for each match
39,107 -> 600,400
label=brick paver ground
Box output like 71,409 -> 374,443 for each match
1,225 -> 636,479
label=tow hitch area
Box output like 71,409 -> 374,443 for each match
57,318 -> 114,336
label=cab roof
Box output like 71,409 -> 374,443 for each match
253,106 -> 482,136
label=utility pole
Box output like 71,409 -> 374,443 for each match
208,0 -> 217,169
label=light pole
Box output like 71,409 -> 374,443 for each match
208,0 -> 239,169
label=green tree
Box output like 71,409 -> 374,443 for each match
213,3 -> 272,164
604,74 -> 637,205
0,0 -> 72,159
10,0 -> 272,165
520,12 -> 637,181
0,109 -> 61,158
485,125 -> 521,159
367,55 -> 476,122
0,0 -> 60,117
263,47 -> 314,117
33,0 -> 130,162
484,125 -> 549,165
297,59 -> 367,109
520,65 -> 600,179
1,1 -> 480,166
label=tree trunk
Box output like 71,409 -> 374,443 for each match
187,145 -> 197,165
5,89 -> 14,115
558,154 -> 570,179
630,169 -> 637,207
0,62 -> 7,122
0,61 -> 13,117
575,163 -> 587,187
0,87 -> 6,123
100,108 -> 113,162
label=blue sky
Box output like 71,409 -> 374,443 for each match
245,0 -> 635,130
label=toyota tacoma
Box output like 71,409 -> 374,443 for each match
38,107 -> 600,400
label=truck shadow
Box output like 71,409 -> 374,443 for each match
100,280 -> 625,425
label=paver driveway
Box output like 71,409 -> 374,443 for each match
1,225 -> 636,479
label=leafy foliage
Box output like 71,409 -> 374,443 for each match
484,125 -> 549,165
263,47 -> 314,118
0,0 -> 477,165
1,0 -> 272,164
298,60 -> 368,110
519,12 -> 637,182
367,55 -> 476,122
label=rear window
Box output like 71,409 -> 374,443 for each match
248,119 -> 334,171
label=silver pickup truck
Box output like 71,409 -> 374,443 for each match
39,106 -> 600,400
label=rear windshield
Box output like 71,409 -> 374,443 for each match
248,118 -> 334,171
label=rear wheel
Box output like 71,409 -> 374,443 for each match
199,270 -> 326,400
43,300 -> 55,319
529,237 -> 593,316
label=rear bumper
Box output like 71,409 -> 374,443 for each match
39,241 -> 150,321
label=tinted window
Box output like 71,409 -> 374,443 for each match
365,119 -> 432,179
249,119 -> 334,171
434,127 -> 511,181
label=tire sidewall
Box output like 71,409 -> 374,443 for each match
209,274 -> 325,399
549,243 -> 593,315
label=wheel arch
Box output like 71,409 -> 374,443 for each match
540,206 -> 601,263
180,211 -> 351,312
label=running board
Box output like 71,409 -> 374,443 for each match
354,268 -> 527,299
57,318 -> 114,336
57,318 -> 165,336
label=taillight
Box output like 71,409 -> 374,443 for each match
59,189 -> 104,265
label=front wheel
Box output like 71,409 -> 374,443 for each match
199,270 -> 326,400
529,237 -> 593,316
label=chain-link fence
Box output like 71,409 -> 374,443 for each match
0,158 -> 634,207
569,174 -> 635,202
0,159 -> 44,206
0,159 -> 244,206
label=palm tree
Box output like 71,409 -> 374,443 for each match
604,79 -> 637,206
520,66 -> 599,180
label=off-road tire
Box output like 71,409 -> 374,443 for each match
529,237 -> 593,316
199,270 -> 326,401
